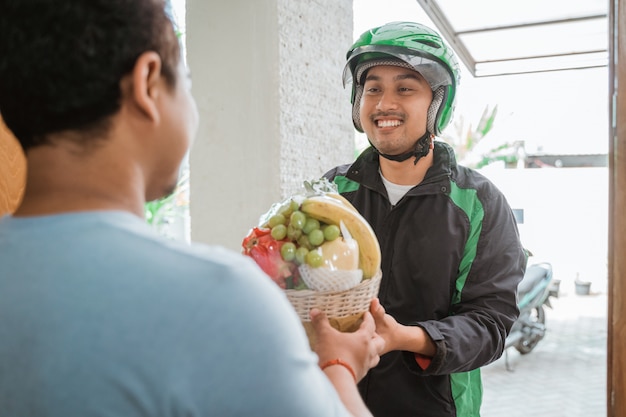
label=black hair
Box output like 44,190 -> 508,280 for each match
0,0 -> 181,151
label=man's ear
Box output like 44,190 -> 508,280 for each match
129,51 -> 163,123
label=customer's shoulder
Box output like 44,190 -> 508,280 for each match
87,211 -> 267,284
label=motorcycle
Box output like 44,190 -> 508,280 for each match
503,257 -> 559,370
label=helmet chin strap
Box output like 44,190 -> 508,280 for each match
372,131 -> 433,165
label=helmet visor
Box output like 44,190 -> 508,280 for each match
343,45 -> 453,91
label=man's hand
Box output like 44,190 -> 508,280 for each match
369,298 -> 436,357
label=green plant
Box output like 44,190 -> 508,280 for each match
444,105 -> 522,169
144,169 -> 189,238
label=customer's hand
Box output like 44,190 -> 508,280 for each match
310,307 -> 384,382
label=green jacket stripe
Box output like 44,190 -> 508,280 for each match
448,182 -> 484,305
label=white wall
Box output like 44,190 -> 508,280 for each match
277,0 -> 354,197
480,165 -> 609,294
186,0 -> 353,250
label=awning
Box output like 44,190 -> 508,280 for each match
416,0 -> 608,77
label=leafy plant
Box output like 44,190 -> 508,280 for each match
444,105 -> 523,169
144,169 -> 189,239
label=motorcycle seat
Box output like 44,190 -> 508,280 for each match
518,263 -> 551,296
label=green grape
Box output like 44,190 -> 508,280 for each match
302,217 -> 320,235
279,199 -> 299,217
271,224 -> 287,240
288,199 -> 299,212
268,213 -> 286,228
308,229 -> 324,247
305,250 -> 324,268
278,200 -> 293,217
297,234 -> 312,250
323,224 -> 341,241
295,247 -> 309,265
287,224 -> 302,241
278,205 -> 290,216
290,210 -> 306,230
280,242 -> 296,261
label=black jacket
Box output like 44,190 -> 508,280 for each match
323,142 -> 526,417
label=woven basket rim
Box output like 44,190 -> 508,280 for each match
285,270 -> 381,297
284,270 -> 382,321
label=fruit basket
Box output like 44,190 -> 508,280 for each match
242,179 -> 382,341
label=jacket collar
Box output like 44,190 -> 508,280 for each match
347,141 -> 456,188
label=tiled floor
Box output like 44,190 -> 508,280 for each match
480,290 -> 607,417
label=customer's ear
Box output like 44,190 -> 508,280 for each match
128,51 -> 163,124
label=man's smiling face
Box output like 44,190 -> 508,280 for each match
359,65 -> 433,157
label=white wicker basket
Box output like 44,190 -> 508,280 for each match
285,270 -> 382,322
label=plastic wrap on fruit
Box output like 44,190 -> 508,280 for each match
297,221 -> 363,291
242,227 -> 302,289
241,178 -> 382,292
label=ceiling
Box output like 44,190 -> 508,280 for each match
416,0 -> 609,77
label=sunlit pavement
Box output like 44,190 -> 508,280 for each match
480,288 -> 607,417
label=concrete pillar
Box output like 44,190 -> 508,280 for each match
186,0 -> 353,250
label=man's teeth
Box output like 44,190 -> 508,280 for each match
377,120 -> 402,128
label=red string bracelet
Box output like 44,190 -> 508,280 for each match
320,358 -> 357,383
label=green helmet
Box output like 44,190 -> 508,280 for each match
343,21 -> 460,135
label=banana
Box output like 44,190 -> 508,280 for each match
300,195 -> 381,279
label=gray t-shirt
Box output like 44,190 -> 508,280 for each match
0,211 -> 350,417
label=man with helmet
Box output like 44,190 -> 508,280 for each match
324,21 -> 526,416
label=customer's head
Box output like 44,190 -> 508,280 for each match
0,0 -> 182,152
343,21 -> 460,137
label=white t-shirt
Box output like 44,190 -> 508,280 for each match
380,171 -> 416,205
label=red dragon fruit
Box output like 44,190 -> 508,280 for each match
242,227 -> 299,289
